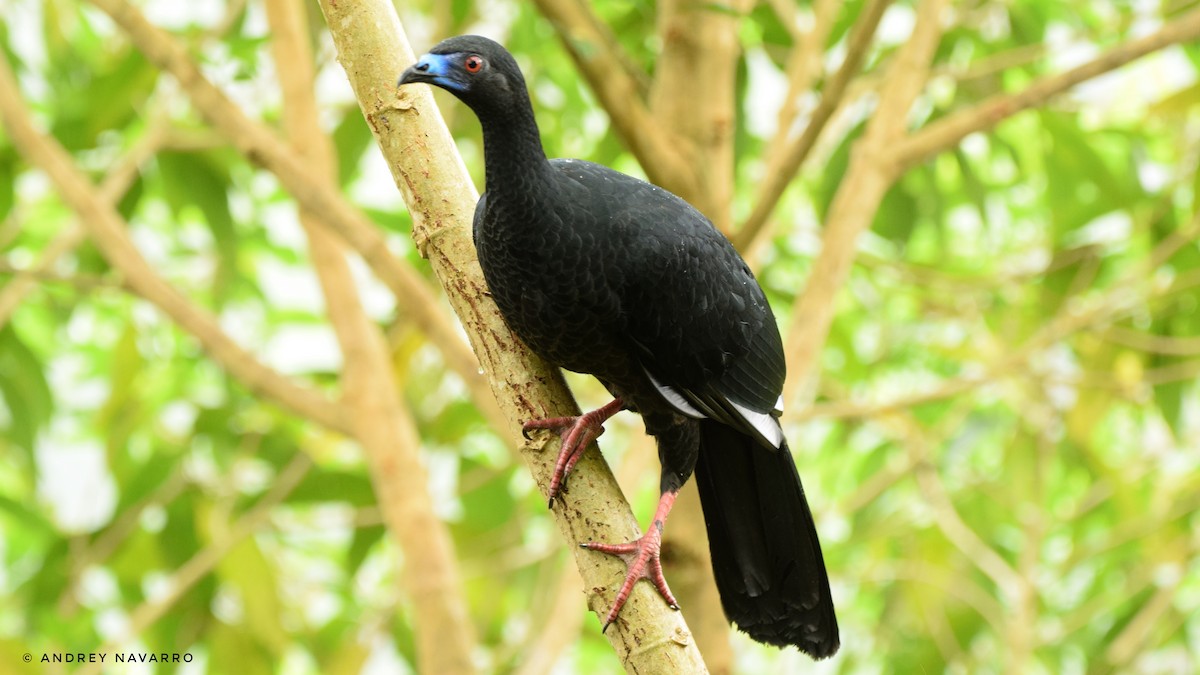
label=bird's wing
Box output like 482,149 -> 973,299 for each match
634,327 -> 787,451
549,159 -> 787,449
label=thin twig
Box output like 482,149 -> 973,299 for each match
1104,570 -> 1184,668
783,0 -> 948,409
85,0 -> 490,420
867,563 -> 1007,635
736,0 -> 892,251
930,42 -> 1047,83
0,54 -> 354,436
0,115 -> 168,329
1099,325 -> 1200,356
531,0 -> 695,195
764,0 -> 838,163
892,7 -> 1200,171
57,468 -> 190,616
513,557 -> 586,675
76,453 -> 314,675
905,427 -> 1025,600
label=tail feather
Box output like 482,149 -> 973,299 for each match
694,421 -> 839,659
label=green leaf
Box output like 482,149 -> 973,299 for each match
0,147 -> 15,222
458,468 -> 516,535
747,3 -> 793,51
160,493 -> 202,568
953,147 -> 989,220
1153,379 -> 1184,438
1148,81 -> 1200,121
0,494 -> 56,544
114,451 -> 181,512
815,122 -> 866,219
874,181 -> 919,245
24,539 -> 70,608
97,323 -> 145,463
115,170 -> 145,220
156,150 -> 239,305
0,326 -> 54,452
110,528 -> 166,590
346,524 -> 386,575
1040,112 -> 1130,239
210,620 -> 275,675
332,111 -> 373,187
286,469 -> 376,507
450,0 -> 474,28
50,49 -> 158,151
216,536 -> 289,655
319,636 -> 371,675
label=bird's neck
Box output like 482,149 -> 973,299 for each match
478,98 -> 554,195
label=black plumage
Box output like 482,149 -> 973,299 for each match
400,35 -> 839,659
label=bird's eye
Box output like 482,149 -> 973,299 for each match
464,55 -> 484,73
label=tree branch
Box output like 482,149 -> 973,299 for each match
316,2 -> 709,672
1098,325 -> 1200,356
532,0 -> 650,96
263,1 -> 477,671
1105,561 -> 1184,666
783,0 -> 948,408
793,215 -> 1200,424
647,0 -> 753,235
0,54 -> 354,437
892,7 -> 1200,171
530,0 -> 697,196
84,0 -> 499,431
735,0 -> 892,251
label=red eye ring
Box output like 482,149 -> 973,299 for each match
464,55 -> 483,73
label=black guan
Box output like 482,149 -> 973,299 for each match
399,35 -> 839,658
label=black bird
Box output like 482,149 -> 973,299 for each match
400,35 -> 839,659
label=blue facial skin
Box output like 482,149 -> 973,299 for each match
398,53 -> 467,92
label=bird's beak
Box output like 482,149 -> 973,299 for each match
398,53 -> 449,87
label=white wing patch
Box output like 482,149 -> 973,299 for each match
645,370 -> 705,419
645,368 -> 786,449
730,399 -> 784,449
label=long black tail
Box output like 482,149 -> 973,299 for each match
693,421 -> 839,659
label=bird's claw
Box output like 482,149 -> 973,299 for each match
583,491 -> 680,630
523,399 -> 624,507
582,530 -> 677,629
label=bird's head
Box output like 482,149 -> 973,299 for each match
398,35 -> 524,114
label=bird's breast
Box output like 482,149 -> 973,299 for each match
475,209 -> 632,377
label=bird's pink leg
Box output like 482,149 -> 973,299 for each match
582,490 -> 680,632
523,397 -> 624,506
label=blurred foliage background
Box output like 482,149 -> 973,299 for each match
1,0 -> 1199,673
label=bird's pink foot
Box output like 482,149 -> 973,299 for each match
523,397 -> 624,506
582,490 -> 680,632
